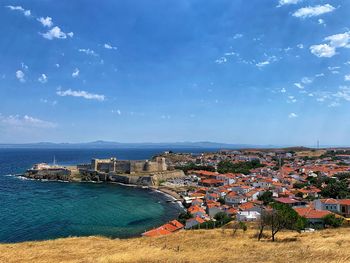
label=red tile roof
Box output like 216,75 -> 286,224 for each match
319,198 -> 339,204
142,227 -> 172,237
274,197 -> 299,204
294,207 -> 332,219
338,199 -> 350,206
142,220 -> 184,237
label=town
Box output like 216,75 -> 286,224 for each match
143,147 -> 350,239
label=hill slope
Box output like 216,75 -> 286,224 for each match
0,228 -> 349,263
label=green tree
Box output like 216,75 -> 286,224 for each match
323,214 -> 343,228
258,203 -> 307,242
321,181 -> 350,199
175,162 -> 216,173
178,211 -> 193,225
214,212 -> 229,221
217,160 -> 265,175
218,197 -> 225,205
258,191 -> 273,205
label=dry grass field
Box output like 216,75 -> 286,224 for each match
295,150 -> 327,157
1,228 -> 350,263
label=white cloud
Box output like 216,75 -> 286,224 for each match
6,5 -> 31,17
277,0 -> 302,7
325,32 -> 350,48
309,44 -> 336,58
345,75 -> 350,81
104,43 -> 117,50
215,57 -> 227,64
328,66 -> 340,71
293,4 -> 335,18
72,68 -> 79,78
301,77 -> 313,84
328,102 -> 340,107
38,74 -> 48,83
287,96 -> 297,103
333,86 -> 350,101
315,73 -> 324,77
297,44 -> 304,49
232,33 -> 243,39
21,62 -> 28,70
256,56 -> 278,68
0,114 -> 56,128
41,26 -> 74,40
294,83 -> 304,89
16,70 -> 25,83
310,31 -> 350,58
256,61 -> 270,68
280,88 -> 287,93
112,109 -> 121,115
288,113 -> 298,118
161,115 -> 171,119
56,88 -> 105,101
78,48 -> 99,56
37,17 -> 53,27
318,19 -> 325,25
55,63 -> 60,68
40,99 -> 57,106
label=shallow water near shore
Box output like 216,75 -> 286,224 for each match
0,148 -> 207,243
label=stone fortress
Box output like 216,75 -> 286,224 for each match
89,157 -> 168,174
24,155 -> 185,186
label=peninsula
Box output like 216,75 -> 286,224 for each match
23,156 -> 185,187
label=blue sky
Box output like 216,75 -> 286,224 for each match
1,0 -> 350,145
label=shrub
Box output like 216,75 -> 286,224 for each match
323,214 -> 343,228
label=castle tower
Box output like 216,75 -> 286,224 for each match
156,157 -> 167,171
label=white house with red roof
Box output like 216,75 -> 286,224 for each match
225,192 -> 248,206
313,199 -> 340,213
294,207 -> 333,226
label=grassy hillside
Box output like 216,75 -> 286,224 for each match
1,228 -> 349,263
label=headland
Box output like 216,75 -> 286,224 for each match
22,156 -> 185,189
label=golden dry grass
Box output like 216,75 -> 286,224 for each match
1,228 -> 350,263
296,150 -> 327,157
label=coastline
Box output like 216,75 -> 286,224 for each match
15,173 -> 184,207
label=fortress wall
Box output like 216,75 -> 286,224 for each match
152,170 -> 185,182
108,170 -> 185,186
115,161 -> 131,173
130,161 -> 145,173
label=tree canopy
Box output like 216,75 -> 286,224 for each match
217,160 -> 265,174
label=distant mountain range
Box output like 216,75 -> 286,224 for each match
0,141 -> 278,149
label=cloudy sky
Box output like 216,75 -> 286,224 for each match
1,0 -> 350,145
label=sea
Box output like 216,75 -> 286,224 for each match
0,148 -> 214,243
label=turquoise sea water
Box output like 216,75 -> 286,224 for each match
0,148 -> 209,243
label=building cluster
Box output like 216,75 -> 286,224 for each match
144,148 -> 350,236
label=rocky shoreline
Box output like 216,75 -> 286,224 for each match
16,173 -> 185,208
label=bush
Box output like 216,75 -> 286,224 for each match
178,211 -> 193,225
239,221 -> 247,231
323,214 -> 343,228
214,212 -> 229,221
